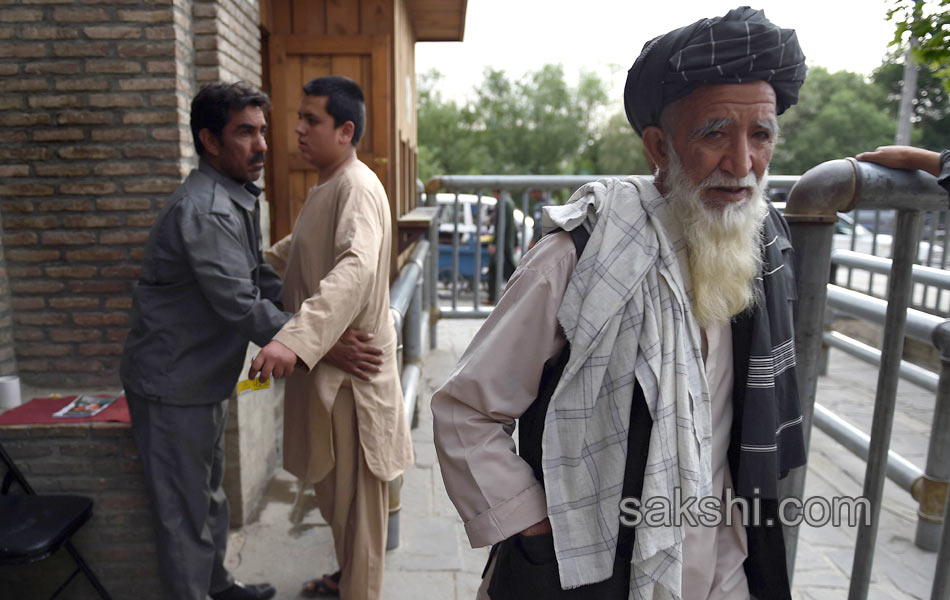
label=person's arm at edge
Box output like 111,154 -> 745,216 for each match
264,232 -> 293,273
856,145 -> 941,176
431,232 -> 575,548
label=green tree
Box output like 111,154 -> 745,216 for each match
888,0 -> 950,90
873,52 -> 950,152
417,65 -> 611,178
771,67 -> 896,174
588,112 -> 651,176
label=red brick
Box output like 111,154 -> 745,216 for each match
0,78 -> 48,92
145,25 -> 175,41
34,164 -> 90,177
117,9 -> 172,22
53,41 -> 110,57
49,298 -> 101,310
149,126 -> 185,142
100,264 -> 141,278
14,330 -> 46,342
51,358 -> 104,372
58,111 -> 113,125
4,216 -> 59,230
0,96 -> 23,110
58,146 -> 116,160
70,281 -> 128,294
24,61 -> 81,75
83,25 -> 141,40
0,8 -> 42,22
1,201 -> 34,214
123,179 -> 178,194
89,93 -> 146,108
19,344 -> 71,358
28,95 -> 83,109
6,249 -> 62,262
0,63 -> 16,76
52,7 -> 109,21
73,313 -> 128,326
153,165 -> 185,179
65,248 -> 126,262
91,129 -> 148,143
55,78 -> 111,92
95,197 -> 151,210
118,77 -> 174,91
117,41 -> 172,57
41,231 -> 96,246
104,298 -> 133,310
45,265 -> 98,278
3,232 -> 38,246
37,199 -> 94,212
12,297 -> 45,311
123,144 -> 177,159
63,215 -> 122,228
0,112 -> 52,126
100,231 -> 149,245
0,42 -> 47,57
0,131 -> 29,143
127,214 -> 156,227
0,25 -> 12,39
33,128 -> 86,142
148,93 -> 178,107
106,328 -> 130,341
130,248 -> 145,260
13,282 -> 66,296
122,110 -> 177,125
60,182 -> 118,195
79,343 -> 124,356
21,26 -> 79,40
7,266 -> 42,278
17,359 -> 50,372
0,183 -> 54,196
85,60 -> 142,74
49,328 -> 102,341
0,165 -> 29,177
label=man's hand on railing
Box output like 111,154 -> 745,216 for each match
856,146 -> 942,177
324,328 -> 384,381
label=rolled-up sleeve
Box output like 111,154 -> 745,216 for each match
431,232 -> 576,548
179,203 -> 288,347
939,149 -> 950,195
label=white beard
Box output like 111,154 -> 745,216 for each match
665,150 -> 769,328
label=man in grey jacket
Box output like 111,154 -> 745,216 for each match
121,82 -> 285,600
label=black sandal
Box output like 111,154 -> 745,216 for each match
301,571 -> 341,597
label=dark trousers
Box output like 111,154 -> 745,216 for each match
128,394 -> 234,600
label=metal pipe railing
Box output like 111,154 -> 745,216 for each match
782,157 -> 948,599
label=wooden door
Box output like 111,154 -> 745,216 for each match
266,34 -> 392,239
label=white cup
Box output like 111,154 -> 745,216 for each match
0,375 -> 21,409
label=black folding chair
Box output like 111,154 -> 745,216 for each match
0,440 -> 112,599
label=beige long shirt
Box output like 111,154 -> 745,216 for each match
267,159 -> 413,484
431,231 -> 749,599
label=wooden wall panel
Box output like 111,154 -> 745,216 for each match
270,0 -> 293,34
283,54 -> 302,161
292,0 -> 326,34
360,0 -> 393,35
326,0 -> 360,34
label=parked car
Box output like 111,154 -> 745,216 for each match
772,201 -> 943,263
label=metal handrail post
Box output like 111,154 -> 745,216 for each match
919,322 -> 950,552
494,194 -> 506,304
428,218 -> 439,349
850,208 -> 923,600
779,159 -> 848,581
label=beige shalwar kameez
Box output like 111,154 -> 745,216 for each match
266,159 -> 414,600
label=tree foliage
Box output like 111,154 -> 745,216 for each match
770,67 -> 896,174
887,0 -> 950,90
872,55 -> 950,152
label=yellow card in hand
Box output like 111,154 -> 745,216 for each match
237,377 -> 271,394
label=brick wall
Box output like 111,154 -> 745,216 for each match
0,0 -> 200,386
0,423 -> 161,600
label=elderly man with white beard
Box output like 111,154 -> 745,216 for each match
431,7 -> 809,600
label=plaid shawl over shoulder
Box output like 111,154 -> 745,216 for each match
540,177 -> 805,599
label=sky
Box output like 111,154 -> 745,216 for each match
416,0 -> 898,107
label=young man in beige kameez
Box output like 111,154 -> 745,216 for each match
250,76 -> 414,600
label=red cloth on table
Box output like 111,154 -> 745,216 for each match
0,396 -> 130,426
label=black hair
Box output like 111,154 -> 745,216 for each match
190,81 -> 271,156
302,76 -> 366,147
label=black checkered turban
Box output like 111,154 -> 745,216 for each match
624,6 -> 806,136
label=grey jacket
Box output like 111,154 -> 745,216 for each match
120,161 -> 290,405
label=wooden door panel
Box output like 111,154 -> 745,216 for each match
267,34 -> 391,238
